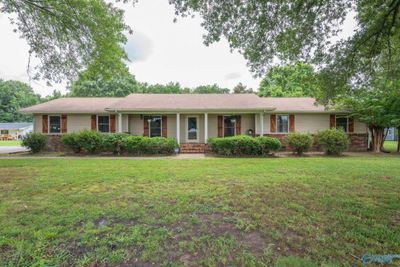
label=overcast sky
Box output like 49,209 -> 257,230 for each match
0,0 -> 356,97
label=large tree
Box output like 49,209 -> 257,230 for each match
170,0 -> 400,98
0,79 -> 40,122
0,0 -> 129,82
258,62 -> 320,97
338,79 -> 400,153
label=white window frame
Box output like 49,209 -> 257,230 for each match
186,115 -> 200,143
223,115 -> 236,137
148,115 -> 162,137
48,115 -> 61,134
276,114 -> 289,133
97,115 -> 110,133
335,115 -> 349,133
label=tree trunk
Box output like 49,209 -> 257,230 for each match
397,127 -> 400,153
370,126 -> 384,153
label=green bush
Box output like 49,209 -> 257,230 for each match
286,133 -> 313,155
208,135 -> 281,156
60,132 -> 81,153
21,133 -> 47,153
125,136 -> 178,155
102,133 -> 129,155
315,129 -> 349,155
256,136 -> 282,155
76,130 -> 103,154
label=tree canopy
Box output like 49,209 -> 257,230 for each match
69,75 -> 231,97
170,0 -> 400,98
0,79 -> 41,122
1,0 -> 129,82
258,62 -> 320,97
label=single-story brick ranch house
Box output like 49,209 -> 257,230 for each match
20,94 -> 368,153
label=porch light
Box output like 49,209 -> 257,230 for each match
147,118 -> 152,123
230,118 -> 236,123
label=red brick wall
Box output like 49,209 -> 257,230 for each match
45,135 -> 65,152
180,143 -> 209,153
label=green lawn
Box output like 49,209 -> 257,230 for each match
1,157 -> 400,266
0,140 -> 21,146
384,140 -> 398,152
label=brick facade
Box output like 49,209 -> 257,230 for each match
45,135 -> 64,152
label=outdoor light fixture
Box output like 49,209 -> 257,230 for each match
248,129 -> 254,136
230,117 -> 236,123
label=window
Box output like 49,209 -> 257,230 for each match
149,116 -> 162,137
224,116 -> 236,137
187,116 -> 198,141
97,116 -> 110,133
336,116 -> 348,132
277,115 -> 289,133
49,116 -> 61,133
1,130 -> 9,135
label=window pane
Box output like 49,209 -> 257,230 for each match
1,130 -> 9,134
277,115 -> 288,133
150,116 -> 161,137
188,117 -> 198,140
98,116 -> 109,133
336,117 -> 348,132
224,116 -> 236,137
49,116 -> 61,133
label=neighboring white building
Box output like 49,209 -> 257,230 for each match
385,127 -> 398,141
0,123 -> 33,140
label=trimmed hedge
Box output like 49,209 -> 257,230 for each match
286,133 -> 313,155
21,133 -> 47,153
61,131 -> 178,155
208,135 -> 281,156
315,129 -> 349,155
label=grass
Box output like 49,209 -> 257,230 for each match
0,140 -> 21,146
0,157 -> 400,266
384,140 -> 398,152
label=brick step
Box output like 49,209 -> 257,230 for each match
180,143 -> 207,153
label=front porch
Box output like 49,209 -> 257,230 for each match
116,112 -> 265,153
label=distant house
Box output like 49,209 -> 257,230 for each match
385,127 -> 398,141
0,122 -> 33,140
20,94 -> 368,152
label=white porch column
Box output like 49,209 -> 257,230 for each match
117,113 -> 122,133
260,113 -> 264,136
176,113 -> 180,144
204,113 -> 208,143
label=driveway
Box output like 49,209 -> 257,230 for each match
0,146 -> 29,154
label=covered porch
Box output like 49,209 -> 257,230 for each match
115,112 -> 266,152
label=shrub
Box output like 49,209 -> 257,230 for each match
76,130 -> 103,154
208,135 -> 281,156
21,133 -> 47,153
125,136 -> 178,155
286,133 -> 313,155
256,136 -> 281,155
315,129 -> 349,155
60,132 -> 81,153
102,133 -> 129,155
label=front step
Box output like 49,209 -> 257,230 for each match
180,143 -> 207,153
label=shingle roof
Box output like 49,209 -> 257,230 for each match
0,122 -> 32,130
106,94 -> 272,111
262,97 -> 329,112
19,97 -> 123,114
19,95 -> 336,114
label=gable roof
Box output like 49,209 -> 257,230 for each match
19,97 -> 123,114
0,122 -> 32,130
106,94 -> 273,111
